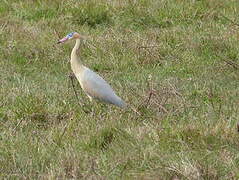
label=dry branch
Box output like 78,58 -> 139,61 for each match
223,60 -> 239,70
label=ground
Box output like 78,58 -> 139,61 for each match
0,0 -> 239,179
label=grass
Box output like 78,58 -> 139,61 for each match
0,0 -> 239,179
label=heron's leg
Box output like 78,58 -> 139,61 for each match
68,72 -> 82,105
68,72 -> 92,113
68,72 -> 76,79
87,95 -> 93,102
86,94 -> 97,115
89,99 -> 96,117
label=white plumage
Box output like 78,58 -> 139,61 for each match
58,32 -> 126,108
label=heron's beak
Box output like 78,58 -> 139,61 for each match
57,37 -> 69,44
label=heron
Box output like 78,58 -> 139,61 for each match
57,32 -> 127,108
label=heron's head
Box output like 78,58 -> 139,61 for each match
57,32 -> 81,44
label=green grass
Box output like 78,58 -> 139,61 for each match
0,0 -> 239,179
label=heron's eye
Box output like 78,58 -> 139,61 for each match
67,32 -> 74,38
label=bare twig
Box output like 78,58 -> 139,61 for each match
140,87 -> 169,113
153,99 -> 169,113
53,28 -> 61,39
0,21 -> 8,31
127,75 -> 169,114
214,53 -> 239,70
129,105 -> 141,115
145,91 -> 154,107
223,59 -> 239,70
138,45 -> 159,49
12,118 -> 24,134
58,122 -> 69,144
145,74 -> 154,108
167,82 -> 183,98
137,45 -> 159,61
69,73 -> 81,105
68,73 -> 91,113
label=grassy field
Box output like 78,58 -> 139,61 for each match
0,0 -> 239,179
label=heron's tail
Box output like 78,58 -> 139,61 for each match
116,99 -> 141,115
115,99 -> 127,109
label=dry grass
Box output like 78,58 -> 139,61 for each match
0,0 -> 239,179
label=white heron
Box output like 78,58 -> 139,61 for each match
58,32 -> 127,108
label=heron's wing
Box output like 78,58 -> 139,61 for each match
81,68 -> 126,107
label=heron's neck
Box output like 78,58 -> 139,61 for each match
70,38 -> 85,75
71,38 -> 81,63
